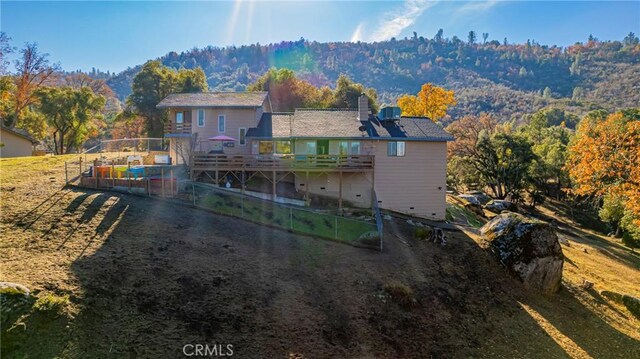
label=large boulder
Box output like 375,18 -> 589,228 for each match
480,213 -> 564,294
484,200 -> 517,213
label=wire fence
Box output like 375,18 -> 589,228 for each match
188,182 -> 382,248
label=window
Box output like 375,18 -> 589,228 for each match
197,109 -> 205,127
387,141 -> 406,157
339,141 -> 349,155
275,141 -> 291,154
298,141 -> 316,155
176,112 -> 184,124
218,115 -> 225,133
259,141 -> 273,154
350,141 -> 361,155
238,128 -> 246,145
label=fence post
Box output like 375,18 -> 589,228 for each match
161,167 -> 165,197
334,216 -> 338,240
79,157 -> 82,177
192,183 -> 196,205
64,162 -> 68,184
241,194 -> 244,218
290,207 -> 293,230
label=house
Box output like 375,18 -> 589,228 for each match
157,92 -> 453,220
0,125 -> 37,158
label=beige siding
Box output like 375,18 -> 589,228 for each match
294,172 -> 373,208
0,129 -> 33,158
367,140 -> 447,220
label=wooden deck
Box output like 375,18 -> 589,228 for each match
191,153 -> 375,172
165,122 -> 192,135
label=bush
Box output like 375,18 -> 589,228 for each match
33,294 -> 69,315
383,282 -> 417,309
414,227 -> 432,240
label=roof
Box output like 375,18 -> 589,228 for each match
247,109 -> 454,141
156,92 -> 268,109
0,125 -> 37,144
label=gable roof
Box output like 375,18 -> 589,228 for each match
0,125 -> 37,144
157,92 -> 268,109
247,109 -> 454,141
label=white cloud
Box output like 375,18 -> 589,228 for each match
351,23 -> 364,42
369,0 -> 438,42
456,0 -> 499,14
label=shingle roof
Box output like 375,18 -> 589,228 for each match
247,109 -> 453,141
0,125 -> 37,143
156,92 -> 268,109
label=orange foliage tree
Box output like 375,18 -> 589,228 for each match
567,109 -> 640,232
397,83 -> 456,121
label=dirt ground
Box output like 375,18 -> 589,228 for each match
1,156 -> 639,358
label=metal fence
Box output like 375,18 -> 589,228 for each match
188,182 -> 382,248
94,138 -> 166,155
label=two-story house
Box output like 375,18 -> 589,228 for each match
157,92 -> 453,220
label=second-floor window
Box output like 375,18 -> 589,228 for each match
238,128 -> 246,145
387,141 -> 406,157
197,109 -> 205,127
218,115 -> 225,133
176,112 -> 184,124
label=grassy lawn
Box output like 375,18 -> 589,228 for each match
196,187 -> 378,244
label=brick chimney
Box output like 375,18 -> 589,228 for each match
358,94 -> 369,121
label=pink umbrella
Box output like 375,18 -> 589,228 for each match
208,135 -> 237,141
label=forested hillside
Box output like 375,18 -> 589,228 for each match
106,32 -> 640,123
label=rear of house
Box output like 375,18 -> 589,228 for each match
158,92 -> 453,220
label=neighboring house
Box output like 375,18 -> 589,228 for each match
158,92 -> 453,220
0,125 -> 36,158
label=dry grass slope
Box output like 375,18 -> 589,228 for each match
1,155 -> 639,358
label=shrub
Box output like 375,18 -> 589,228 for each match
383,282 -> 417,309
414,227 -> 432,240
33,294 -> 69,315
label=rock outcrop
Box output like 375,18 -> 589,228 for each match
484,200 -> 517,213
480,213 -> 564,294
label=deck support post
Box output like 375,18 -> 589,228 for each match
272,171 -> 277,200
161,167 -> 165,197
305,171 -> 309,201
215,170 -> 219,187
241,170 -> 245,195
338,171 -> 343,211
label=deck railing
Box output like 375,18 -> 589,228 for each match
164,122 -> 192,134
192,153 -> 374,171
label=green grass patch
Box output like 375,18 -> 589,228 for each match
446,204 -> 485,228
196,189 -> 377,244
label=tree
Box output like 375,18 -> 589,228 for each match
247,68 -> 322,112
111,108 -> 147,139
474,131 -> 536,199
623,32 -> 639,46
9,43 -> 60,129
36,86 -> 105,154
397,83 -> 456,121
0,32 -> 14,74
542,86 -> 552,99
330,74 -> 378,113
482,32 -> 489,44
127,60 -> 208,137
567,109 -> 640,244
434,29 -> 444,43
468,31 -> 477,45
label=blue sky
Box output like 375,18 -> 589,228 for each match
2,1 -> 639,73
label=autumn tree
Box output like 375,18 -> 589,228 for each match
9,43 -> 60,129
36,86 -> 105,154
567,109 -> 640,244
247,68 -> 322,112
397,83 -> 456,121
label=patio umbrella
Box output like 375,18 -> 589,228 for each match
208,135 -> 237,141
